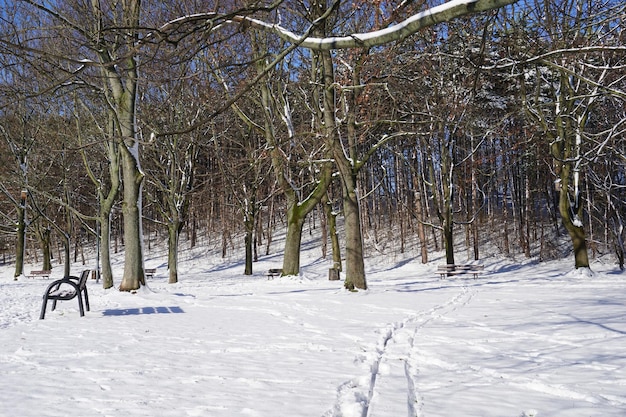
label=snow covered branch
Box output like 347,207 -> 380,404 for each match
236,0 -> 518,51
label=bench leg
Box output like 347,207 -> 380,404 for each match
40,298 -> 48,320
83,289 -> 90,312
77,296 -> 85,317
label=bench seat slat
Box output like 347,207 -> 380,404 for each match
48,289 -> 76,299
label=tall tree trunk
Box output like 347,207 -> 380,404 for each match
558,163 -> 590,268
551,73 -> 591,270
441,133 -> 455,265
14,197 -> 26,279
99,138 -> 119,289
338,166 -> 367,290
523,172 -> 532,258
413,178 -> 428,264
471,140 -> 479,261
443,211 -> 455,265
61,234 -> 71,277
118,142 -> 146,290
40,227 -> 52,271
502,172 -> 510,256
244,207 -> 255,275
100,210 -> 115,288
167,222 -> 179,283
322,44 -> 367,290
322,193 -> 342,271
94,0 -> 145,291
282,205 -> 306,275
98,130 -> 120,289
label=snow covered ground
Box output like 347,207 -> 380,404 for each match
1,242 -> 625,417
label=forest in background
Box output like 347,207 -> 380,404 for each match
0,0 -> 624,290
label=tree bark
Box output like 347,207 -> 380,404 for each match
100,209 -> 115,288
338,168 -> 367,290
14,202 -> 26,279
558,163 -> 590,268
40,226 -> 52,271
119,144 -> 146,290
322,193 -> 342,271
167,222 -> 179,283
441,134 -> 456,265
551,72 -> 591,270
413,174 -> 428,264
282,207 -> 306,275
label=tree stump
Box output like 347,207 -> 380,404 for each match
328,268 -> 340,281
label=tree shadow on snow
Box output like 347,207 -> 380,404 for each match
102,306 -> 185,316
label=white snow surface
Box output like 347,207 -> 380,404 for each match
2,243 -> 626,417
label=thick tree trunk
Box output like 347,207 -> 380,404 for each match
94,0 -> 144,291
61,235 -> 71,277
99,137 -> 119,289
118,145 -> 146,291
282,204 -> 306,276
168,223 -> 179,283
550,71 -> 591,271
340,174 -> 366,290
100,210 -> 115,288
558,165 -> 590,269
322,194 -> 342,271
443,212 -> 455,265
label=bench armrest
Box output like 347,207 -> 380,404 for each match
43,277 -> 80,297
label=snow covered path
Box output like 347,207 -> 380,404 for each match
364,286 -> 475,417
1,257 -> 626,417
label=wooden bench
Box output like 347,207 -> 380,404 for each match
437,264 -> 484,279
27,270 -> 51,279
267,268 -> 283,279
40,270 -> 91,319
145,268 -> 157,278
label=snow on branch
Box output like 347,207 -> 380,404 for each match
236,0 -> 518,51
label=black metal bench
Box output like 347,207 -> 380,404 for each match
437,264 -> 484,279
40,270 -> 91,319
27,270 -> 51,279
267,268 -> 283,279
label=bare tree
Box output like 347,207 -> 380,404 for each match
514,0 -> 626,270
247,0 -> 517,288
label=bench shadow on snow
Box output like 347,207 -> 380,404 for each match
102,306 -> 185,316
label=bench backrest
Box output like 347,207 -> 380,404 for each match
77,270 -> 90,289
